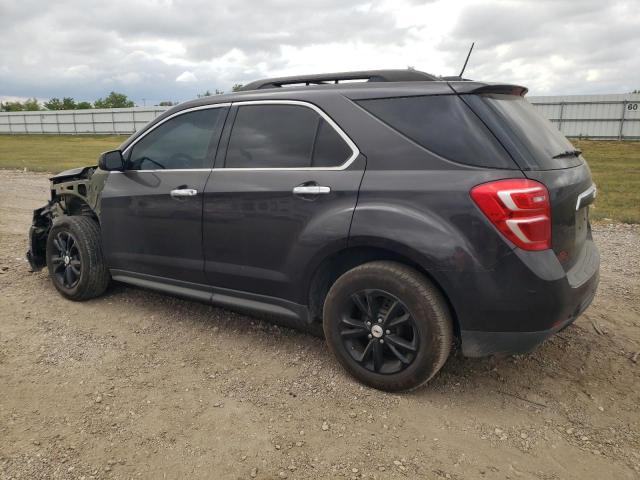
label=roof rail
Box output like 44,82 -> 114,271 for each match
238,69 -> 438,91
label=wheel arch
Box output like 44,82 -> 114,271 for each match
306,240 -> 461,337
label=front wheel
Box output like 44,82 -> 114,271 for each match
46,216 -> 110,301
323,261 -> 453,392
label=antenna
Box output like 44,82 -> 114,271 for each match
459,42 -> 475,77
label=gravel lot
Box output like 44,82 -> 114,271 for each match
1,169 -> 639,479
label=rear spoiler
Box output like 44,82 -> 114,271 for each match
448,81 -> 528,97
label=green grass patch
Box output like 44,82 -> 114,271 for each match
573,140 -> 640,224
0,134 -> 128,173
0,135 -> 638,223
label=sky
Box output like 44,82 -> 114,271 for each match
1,0 -> 639,105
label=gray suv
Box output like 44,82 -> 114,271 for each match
27,70 -> 599,391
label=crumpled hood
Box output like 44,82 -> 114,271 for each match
50,166 -> 95,182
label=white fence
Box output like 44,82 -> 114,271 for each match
0,107 -> 167,135
1,93 -> 640,140
528,93 -> 640,140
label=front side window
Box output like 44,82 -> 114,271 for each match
127,108 -> 224,170
225,104 -> 352,169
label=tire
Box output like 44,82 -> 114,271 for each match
46,215 -> 110,301
323,261 -> 453,392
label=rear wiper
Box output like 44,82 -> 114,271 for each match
552,149 -> 582,159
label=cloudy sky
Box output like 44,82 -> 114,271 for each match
1,0 -> 638,105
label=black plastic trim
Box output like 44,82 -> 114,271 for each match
110,269 -> 313,327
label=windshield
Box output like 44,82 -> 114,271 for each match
477,94 -> 583,170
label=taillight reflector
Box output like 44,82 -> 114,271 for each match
471,179 -> 551,251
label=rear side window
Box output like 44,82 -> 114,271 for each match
225,104 -> 353,169
357,95 -> 515,169
127,108 -> 224,170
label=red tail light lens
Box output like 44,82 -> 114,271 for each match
470,179 -> 551,251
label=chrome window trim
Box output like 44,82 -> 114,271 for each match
115,99 -> 360,173
217,99 -> 360,172
116,103 -> 231,173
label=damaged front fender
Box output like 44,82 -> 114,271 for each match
26,165 -> 108,271
26,203 -> 55,271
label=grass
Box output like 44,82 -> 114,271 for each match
0,134 -> 128,173
0,135 -> 638,223
573,140 -> 640,224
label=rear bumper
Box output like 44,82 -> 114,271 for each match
442,235 -> 600,357
460,271 -> 598,356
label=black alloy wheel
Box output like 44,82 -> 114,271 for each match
339,289 -> 418,374
50,231 -> 82,289
323,261 -> 453,391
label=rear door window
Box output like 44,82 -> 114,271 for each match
225,104 -> 353,169
311,119 -> 353,167
357,95 -> 516,169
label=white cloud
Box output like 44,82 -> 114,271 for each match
175,71 -> 198,83
0,0 -> 638,104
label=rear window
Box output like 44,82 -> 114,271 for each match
466,94 -> 582,170
357,95 -> 516,169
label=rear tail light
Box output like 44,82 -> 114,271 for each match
470,179 -> 551,251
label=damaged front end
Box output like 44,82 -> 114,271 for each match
26,203 -> 55,271
27,165 -> 106,271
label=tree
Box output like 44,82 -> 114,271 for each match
75,101 -> 92,109
1,101 -> 22,111
21,98 -> 41,111
158,101 -> 175,106
44,97 -> 77,110
94,91 -> 134,108
232,84 -> 244,92
197,90 -> 213,98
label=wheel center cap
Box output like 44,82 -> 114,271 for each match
371,324 -> 384,338
64,255 -> 70,265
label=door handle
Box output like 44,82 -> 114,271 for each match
170,188 -> 198,197
292,185 -> 331,195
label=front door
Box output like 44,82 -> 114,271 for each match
100,106 -> 227,284
202,101 -> 365,304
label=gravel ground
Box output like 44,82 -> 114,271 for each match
1,169 -> 639,480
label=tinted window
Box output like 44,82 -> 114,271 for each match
312,119 -> 352,167
477,94 -> 581,170
127,108 -> 224,170
226,105 -> 317,168
358,95 -> 515,169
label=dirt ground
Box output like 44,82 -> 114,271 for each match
1,169 -> 638,480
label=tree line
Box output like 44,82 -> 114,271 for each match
1,84 -> 245,112
0,91 -> 135,112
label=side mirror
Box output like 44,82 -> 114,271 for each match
98,150 -> 125,171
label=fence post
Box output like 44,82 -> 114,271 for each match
23,113 -> 27,133
91,111 -> 95,134
111,111 -> 116,134
8,114 -> 12,134
558,102 -> 565,132
618,100 -> 627,140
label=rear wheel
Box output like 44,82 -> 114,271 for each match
323,261 -> 453,391
46,216 -> 110,301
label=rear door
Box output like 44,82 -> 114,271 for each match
201,101 -> 365,303
100,105 -> 228,283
